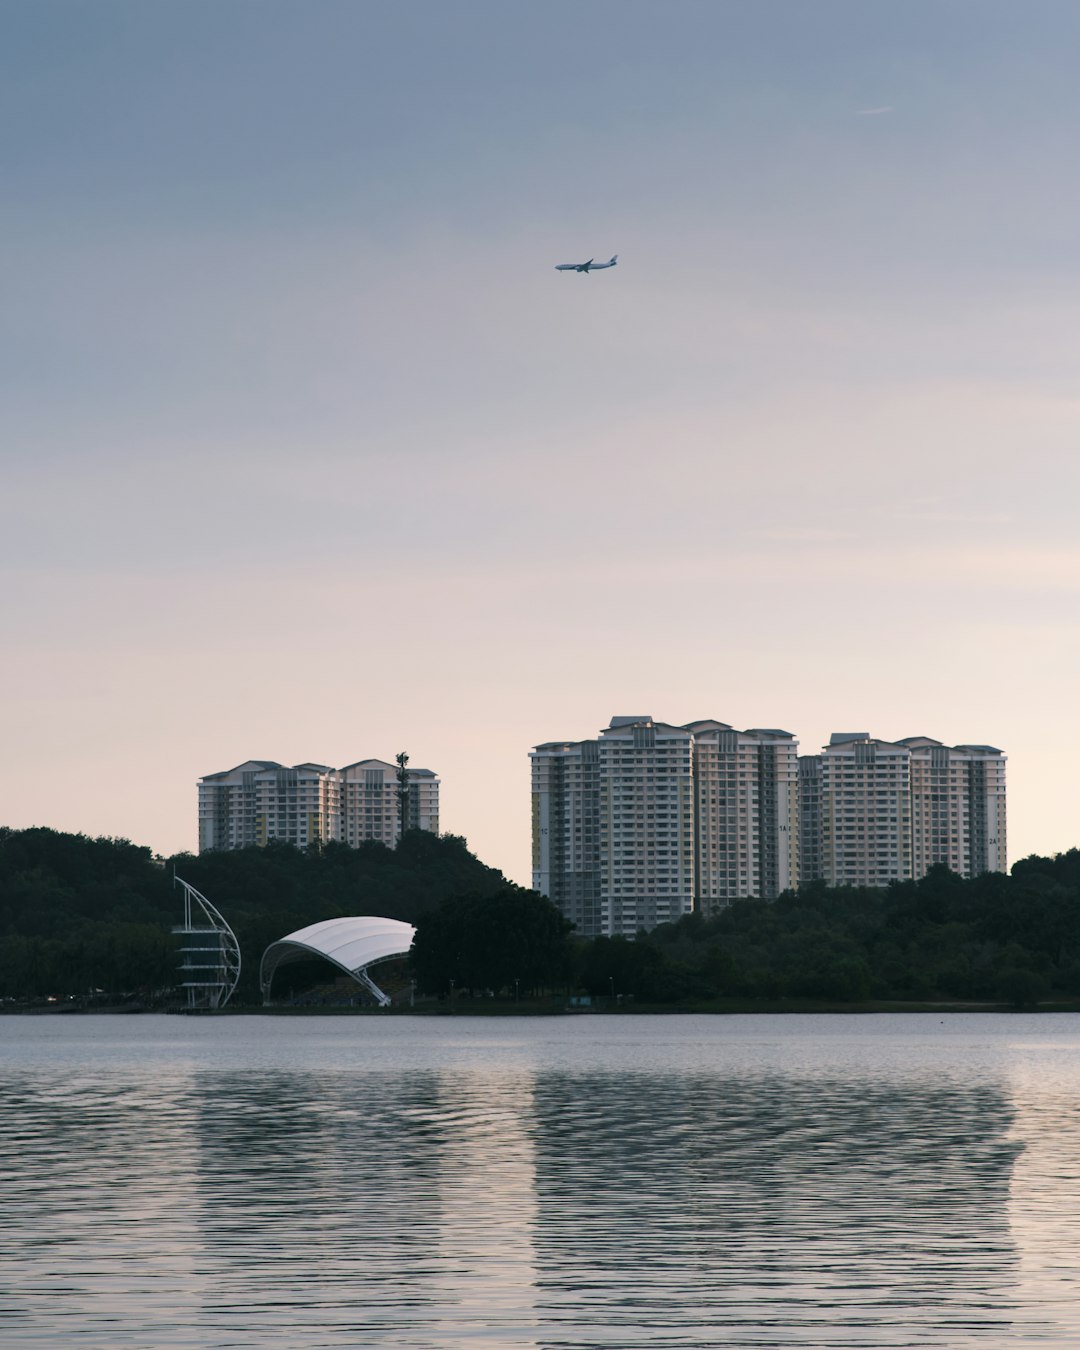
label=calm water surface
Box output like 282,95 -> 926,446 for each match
2,1013 -> 1080,1348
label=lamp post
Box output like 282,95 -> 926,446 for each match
609,976 -> 615,1007
514,977 -> 520,1004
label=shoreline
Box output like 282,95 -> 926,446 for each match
7,998 -> 1080,1016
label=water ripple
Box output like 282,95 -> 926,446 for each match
2,1013 -> 1079,1346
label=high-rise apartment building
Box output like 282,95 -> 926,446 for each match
902,737 -> 1007,879
531,716 -> 799,937
798,733 -> 1005,887
598,718 -> 696,937
811,734 -> 914,888
797,755 -> 824,885
531,738 -> 603,937
339,759 -> 440,847
198,758 -> 439,853
686,721 -> 799,914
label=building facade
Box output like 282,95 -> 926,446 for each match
814,734 -> 914,888
531,738 -> 602,938
532,716 -> 799,937
598,718 -> 696,937
798,733 -> 1006,887
198,758 -> 439,853
339,759 -> 440,848
902,737 -> 1007,879
797,755 -> 824,885
686,721 -> 799,915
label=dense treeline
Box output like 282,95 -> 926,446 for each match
3,825 -> 1080,1008
0,827 -> 509,1002
575,854 -> 1080,1007
0,829 -> 177,999
410,888 -> 573,997
408,853 -> 1080,1007
177,828 -> 510,1002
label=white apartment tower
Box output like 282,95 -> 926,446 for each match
339,759 -> 440,848
798,733 -> 1006,887
532,716 -> 799,937
814,734 -> 914,888
198,758 -> 439,853
598,718 -> 696,937
686,722 -> 799,914
902,737 -> 1007,878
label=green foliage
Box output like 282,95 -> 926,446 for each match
410,887 -> 572,996
0,827 -> 508,1001
174,831 -> 509,1000
630,850 -> 1080,1005
576,935 -> 684,1002
0,828 -> 176,997
5,825 -> 1080,1009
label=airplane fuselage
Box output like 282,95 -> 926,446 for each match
555,254 -> 618,273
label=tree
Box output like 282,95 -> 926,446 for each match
410,887 -> 572,996
578,935 -> 675,1001
0,826 -> 512,1002
396,751 -> 410,838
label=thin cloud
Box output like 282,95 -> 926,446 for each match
856,105 -> 894,116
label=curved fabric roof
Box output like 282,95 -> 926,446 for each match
259,916 -> 416,998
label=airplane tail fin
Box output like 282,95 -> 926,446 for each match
610,254 -> 618,264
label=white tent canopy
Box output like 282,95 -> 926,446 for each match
260,916 -> 416,1007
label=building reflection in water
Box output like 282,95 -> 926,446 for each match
527,1071 -> 1038,1346
187,1070 -> 457,1344
183,1066 -> 1036,1347
1006,1043 -> 1080,1334
185,1067 -> 539,1346
5,1029 -> 1079,1348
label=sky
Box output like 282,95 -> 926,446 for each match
2,0 -> 1079,882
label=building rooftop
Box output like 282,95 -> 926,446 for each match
199,759 -> 284,781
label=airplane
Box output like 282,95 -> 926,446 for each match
555,254 -> 618,273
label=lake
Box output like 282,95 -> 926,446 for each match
2,1013 -> 1080,1347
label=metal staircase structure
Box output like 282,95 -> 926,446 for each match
172,875 -> 241,1009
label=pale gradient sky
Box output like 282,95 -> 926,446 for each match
3,1 -> 1079,882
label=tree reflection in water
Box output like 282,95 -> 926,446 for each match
1,1017 -> 1076,1348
